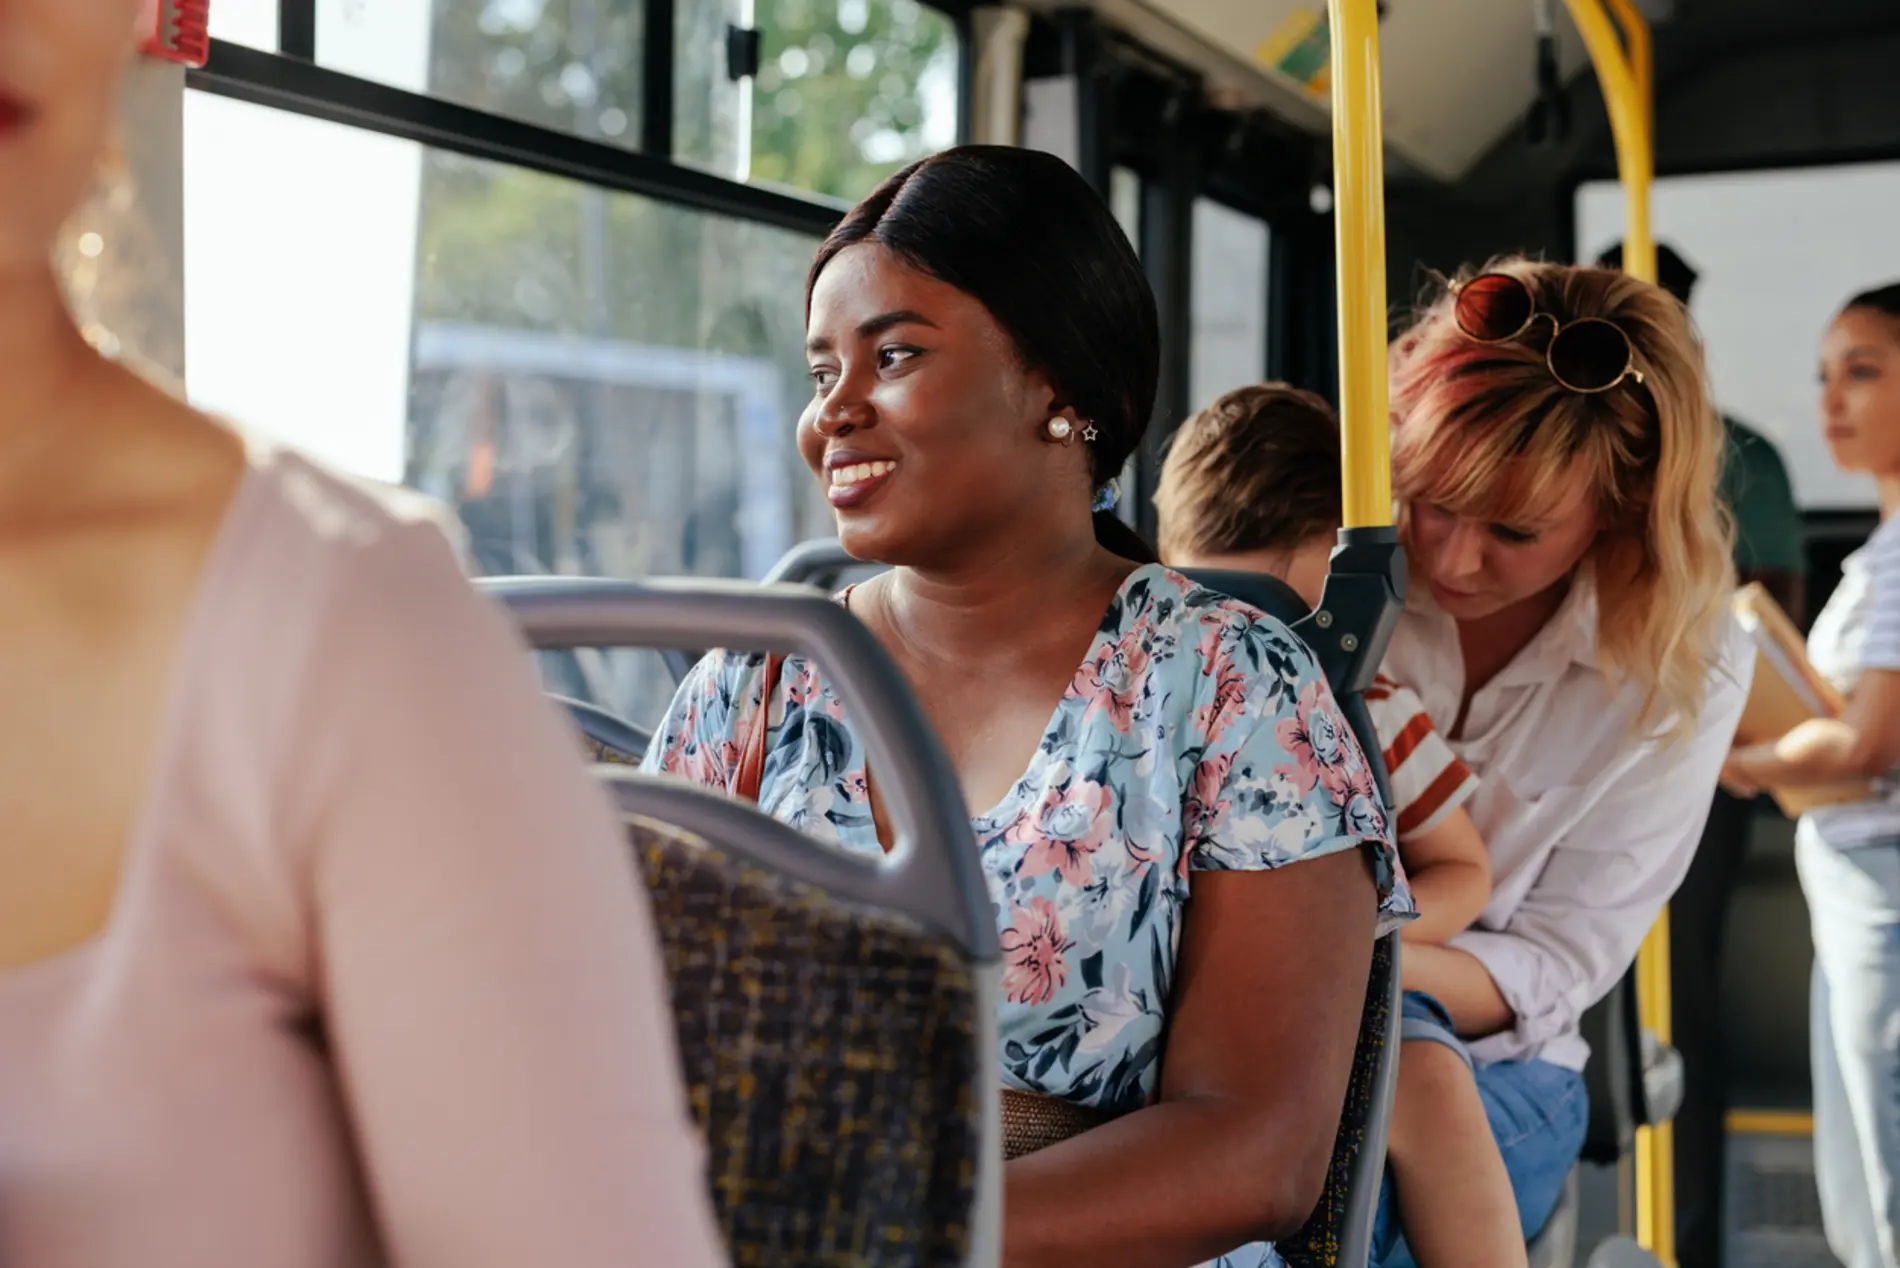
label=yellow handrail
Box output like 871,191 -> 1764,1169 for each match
1568,0 -> 1655,283
1606,0 -> 1654,148
1562,3 -> 1674,1264
1326,0 -> 1391,530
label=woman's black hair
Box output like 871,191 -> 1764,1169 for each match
806,145 -> 1161,563
1846,283 -> 1900,324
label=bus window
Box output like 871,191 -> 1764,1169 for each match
1189,196 -> 1270,415
1577,162 -> 1900,512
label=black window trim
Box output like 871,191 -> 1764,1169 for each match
214,0 -> 980,237
189,39 -> 848,237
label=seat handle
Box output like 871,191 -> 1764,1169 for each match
478,575 -> 998,961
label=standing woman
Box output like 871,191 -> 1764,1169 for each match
1723,283 -> 1900,1268
645,144 -> 1411,1267
1374,259 -> 1750,1265
0,3 -> 722,1265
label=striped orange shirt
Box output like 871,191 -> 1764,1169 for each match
1364,674 -> 1479,840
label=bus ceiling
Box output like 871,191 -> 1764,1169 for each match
1012,0 -> 1894,186
1012,0 -> 1606,183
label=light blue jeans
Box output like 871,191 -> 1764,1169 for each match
1369,993 -> 1590,1268
1798,823 -> 1900,1268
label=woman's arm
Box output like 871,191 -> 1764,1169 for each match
1005,610 -> 1405,1265
1724,667 -> 1900,792
1004,852 -> 1378,1267
293,521 -> 725,1267
1369,681 -> 1484,945
1398,806 -> 1491,946
1401,943 -> 1513,1034
1438,628 -> 1751,1049
1728,519 -> 1900,794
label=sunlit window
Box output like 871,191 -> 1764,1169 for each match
1189,197 -> 1271,415
184,92 -> 835,722
676,0 -> 959,202
207,0 -> 277,50
1578,163 -> 1900,510
317,0 -> 649,146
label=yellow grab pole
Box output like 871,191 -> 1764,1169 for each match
1326,0 -> 1391,530
1564,2 -> 1673,1263
1606,0 -> 1654,149
1568,0 -> 1655,284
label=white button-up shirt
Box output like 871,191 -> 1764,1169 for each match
1383,570 -> 1753,1069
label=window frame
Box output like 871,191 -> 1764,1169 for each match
208,3 -> 1336,556
225,0 -> 976,234
1020,11 -> 1324,542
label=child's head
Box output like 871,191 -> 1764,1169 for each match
1154,383 -> 1342,606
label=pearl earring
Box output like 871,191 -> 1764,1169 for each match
1044,417 -> 1075,445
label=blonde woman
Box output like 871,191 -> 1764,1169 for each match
1370,259 -> 1750,1266
0,3 -> 722,1265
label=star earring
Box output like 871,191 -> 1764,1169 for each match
1044,417 -> 1100,445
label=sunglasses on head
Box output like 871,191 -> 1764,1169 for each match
1451,272 -> 1645,395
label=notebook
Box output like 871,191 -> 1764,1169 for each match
1731,583 -> 1872,816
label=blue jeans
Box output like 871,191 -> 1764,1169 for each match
1800,825 -> 1900,1268
1369,993 -> 1590,1268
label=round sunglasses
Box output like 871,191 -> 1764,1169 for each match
1451,272 -> 1645,395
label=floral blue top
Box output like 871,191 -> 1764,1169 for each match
642,564 -> 1412,1267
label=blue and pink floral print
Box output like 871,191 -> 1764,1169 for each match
642,563 -> 1411,1268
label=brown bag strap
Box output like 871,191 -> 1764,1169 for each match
734,653 -> 785,804
1000,1088 -> 1111,1159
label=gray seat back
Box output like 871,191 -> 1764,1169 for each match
480,574 -> 998,959
547,693 -> 653,765
613,776 -> 983,1266
480,575 -> 1003,1267
761,537 -> 869,588
1526,1167 -> 1582,1268
1177,565 -> 1404,1268
1278,930 -> 1404,1268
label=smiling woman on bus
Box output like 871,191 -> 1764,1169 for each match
642,144 -> 1412,1267
0,4 -> 721,1266
1372,260 -> 1750,1264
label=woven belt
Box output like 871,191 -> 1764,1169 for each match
1001,1088 -> 1112,1159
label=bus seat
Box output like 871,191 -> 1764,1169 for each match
1178,565 -> 1404,1268
480,574 -> 1004,1266
606,771 -> 987,1266
1581,967 -> 1687,1187
762,536 -> 864,588
1173,567 -> 1313,627
1581,974 -> 1639,1165
1526,1167 -> 1582,1268
549,693 -> 653,765
1278,929 -> 1404,1268
1584,1234 -> 1668,1267
1527,968 -> 1681,1268
1179,527 -> 1406,816
1174,564 -> 1398,809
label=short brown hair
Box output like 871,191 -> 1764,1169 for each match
1154,383 -> 1342,560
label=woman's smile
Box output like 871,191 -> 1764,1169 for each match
824,451 -> 899,509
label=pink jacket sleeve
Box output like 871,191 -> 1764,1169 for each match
284,517 -> 725,1267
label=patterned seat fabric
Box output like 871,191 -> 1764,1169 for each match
628,815 -> 982,1267
1278,932 -> 1396,1268
582,733 -> 641,767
